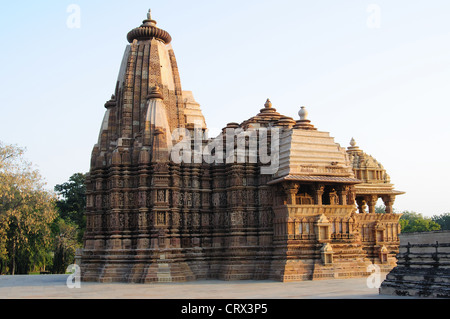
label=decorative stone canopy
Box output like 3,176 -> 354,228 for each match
316,214 -> 331,224
347,138 -> 405,214
127,9 -> 172,44
321,243 -> 333,253
347,138 -> 404,194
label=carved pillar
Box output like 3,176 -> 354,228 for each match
382,195 -> 396,214
366,195 -> 378,214
283,183 -> 299,205
337,185 -> 349,206
313,184 -> 325,206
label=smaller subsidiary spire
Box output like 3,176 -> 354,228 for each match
143,86 -> 172,153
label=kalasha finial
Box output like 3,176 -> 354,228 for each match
298,106 -> 308,121
142,8 -> 157,27
348,137 -> 361,152
294,106 -> 316,130
258,98 -> 279,116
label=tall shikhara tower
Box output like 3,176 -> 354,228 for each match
82,10 -> 405,283
82,10 -> 207,282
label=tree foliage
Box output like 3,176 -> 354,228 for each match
51,173 -> 86,272
399,211 -> 441,233
431,213 -> 450,230
51,218 -> 79,274
375,205 -> 389,214
54,173 -> 86,244
0,141 -> 57,274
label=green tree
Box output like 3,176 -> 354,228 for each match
0,141 -> 57,274
51,173 -> 86,273
51,218 -> 79,274
375,205 -> 387,214
400,211 -> 441,233
54,173 -> 86,244
432,213 -> 450,230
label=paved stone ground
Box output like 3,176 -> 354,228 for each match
0,274 -> 416,299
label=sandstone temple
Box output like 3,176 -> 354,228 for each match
80,10 -> 405,283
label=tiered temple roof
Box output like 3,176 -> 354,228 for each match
347,138 -> 405,196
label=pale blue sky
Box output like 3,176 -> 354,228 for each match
1,1 -> 449,216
